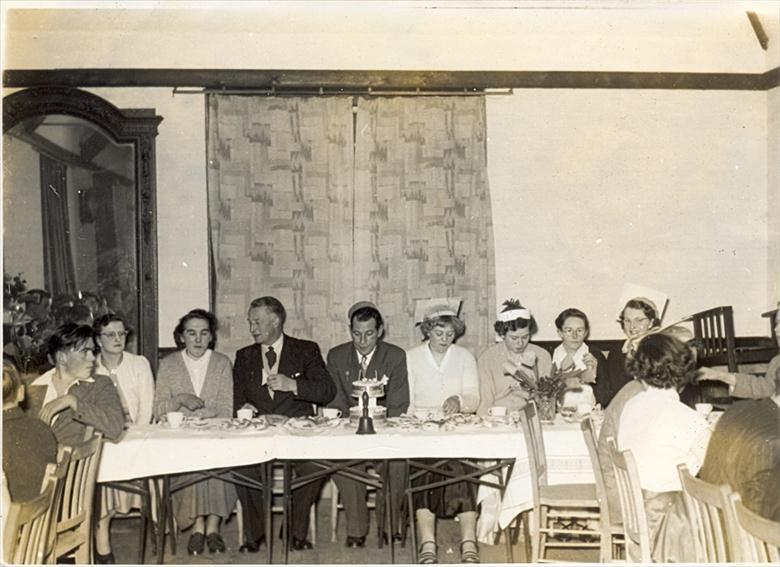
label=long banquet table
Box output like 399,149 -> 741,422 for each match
98,416 -> 594,561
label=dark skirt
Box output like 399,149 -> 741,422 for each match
412,459 -> 477,517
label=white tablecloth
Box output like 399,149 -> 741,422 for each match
98,417 -> 593,541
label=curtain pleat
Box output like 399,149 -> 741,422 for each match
207,95 -> 496,358
39,154 -> 77,297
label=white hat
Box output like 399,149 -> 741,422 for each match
413,297 -> 462,324
617,283 -> 669,322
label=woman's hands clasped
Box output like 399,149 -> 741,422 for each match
175,392 -> 205,411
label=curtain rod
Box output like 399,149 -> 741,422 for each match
172,86 -> 513,97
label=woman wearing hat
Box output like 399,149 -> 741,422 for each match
597,289 -> 664,408
406,298 -> 480,564
476,299 -> 552,415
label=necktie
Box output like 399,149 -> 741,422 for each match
266,346 -> 277,369
360,354 -> 368,378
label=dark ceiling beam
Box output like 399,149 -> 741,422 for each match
3,68 -> 779,91
746,12 -> 769,51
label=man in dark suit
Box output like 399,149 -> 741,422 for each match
233,296 -> 336,552
326,301 -> 409,547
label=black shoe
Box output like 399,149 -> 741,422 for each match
94,550 -> 115,564
382,532 -> 403,544
346,535 -> 366,548
290,536 -> 314,551
187,532 -> 205,555
239,536 -> 265,553
206,532 -> 226,553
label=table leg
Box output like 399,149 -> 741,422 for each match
385,459 -> 395,564
264,462 -> 273,565
283,460 -> 291,564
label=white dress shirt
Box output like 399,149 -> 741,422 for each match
181,349 -> 212,398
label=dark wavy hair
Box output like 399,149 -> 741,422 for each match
93,313 -> 134,342
420,315 -> 466,341
494,298 -> 537,337
173,309 -> 218,350
626,333 -> 697,390
47,323 -> 94,360
350,305 -> 383,330
554,308 -> 590,332
617,299 -> 660,329
249,296 -> 287,327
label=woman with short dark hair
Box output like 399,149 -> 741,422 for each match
552,308 -> 606,409
476,298 -> 552,415
153,309 -> 236,555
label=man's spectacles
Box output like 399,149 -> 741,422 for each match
101,331 -> 127,339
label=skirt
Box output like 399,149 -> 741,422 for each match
172,473 -> 238,531
412,459 -> 477,517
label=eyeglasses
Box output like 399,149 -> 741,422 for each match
100,331 -> 127,339
562,328 -> 587,337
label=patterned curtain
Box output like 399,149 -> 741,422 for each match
40,154 -> 77,296
353,97 -> 496,354
207,95 -> 496,359
207,96 -> 355,359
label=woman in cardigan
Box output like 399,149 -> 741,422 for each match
406,299 -> 481,564
477,299 -> 552,415
93,313 -> 155,563
153,309 -> 236,555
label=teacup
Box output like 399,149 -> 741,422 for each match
488,406 -> 507,417
322,408 -> 342,420
237,408 -> 254,421
166,411 -> 185,428
695,403 -> 713,417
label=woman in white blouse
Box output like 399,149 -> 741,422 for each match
93,313 -> 154,563
406,301 -> 480,564
153,309 -> 236,556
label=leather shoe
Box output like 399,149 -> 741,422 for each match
239,536 -> 265,553
382,532 -> 403,544
290,536 -> 314,551
187,532 -> 205,555
346,535 -> 366,548
94,550 -> 115,564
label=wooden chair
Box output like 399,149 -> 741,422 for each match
3,463 -> 59,564
580,417 -> 624,562
53,432 -> 104,564
677,464 -> 736,562
519,402 -> 601,562
725,491 -> 780,563
42,446 -> 72,564
688,305 -> 740,371
606,439 -> 651,563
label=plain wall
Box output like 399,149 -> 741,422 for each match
3,3 -> 778,345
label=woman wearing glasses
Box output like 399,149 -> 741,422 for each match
552,308 -> 605,408
93,313 -> 155,563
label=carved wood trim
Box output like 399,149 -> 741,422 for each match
3,87 -> 163,372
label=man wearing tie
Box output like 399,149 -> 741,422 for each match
326,301 -> 409,547
233,296 -> 336,552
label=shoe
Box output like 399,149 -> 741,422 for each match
418,540 -> 438,564
187,532 -> 205,555
239,536 -> 265,553
206,532 -> 226,553
290,536 -> 314,550
382,532 -> 403,544
460,539 -> 480,564
94,550 -> 115,564
346,535 -> 366,548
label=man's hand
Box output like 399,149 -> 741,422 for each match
176,393 -> 205,411
441,395 -> 461,416
40,394 -> 78,424
267,373 -> 297,394
696,367 -> 736,387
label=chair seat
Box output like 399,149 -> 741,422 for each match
540,483 -> 599,508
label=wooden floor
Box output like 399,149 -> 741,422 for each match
107,499 -> 600,564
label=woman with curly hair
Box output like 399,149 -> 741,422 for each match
476,299 -> 552,415
616,332 -> 712,562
